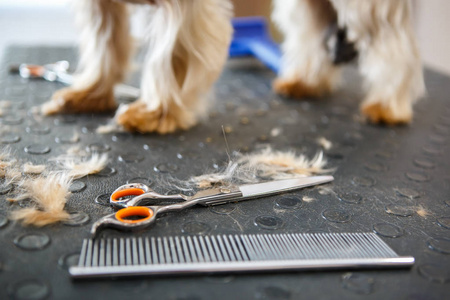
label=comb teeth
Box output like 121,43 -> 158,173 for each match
71,233 -> 414,278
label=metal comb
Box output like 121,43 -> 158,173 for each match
70,232 -> 414,278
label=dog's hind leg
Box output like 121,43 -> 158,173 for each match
272,0 -> 340,98
331,0 -> 425,125
115,0 -> 233,134
42,0 -> 132,115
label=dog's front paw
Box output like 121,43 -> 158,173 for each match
361,102 -> 412,125
273,77 -> 331,99
42,87 -> 116,115
115,101 -> 196,134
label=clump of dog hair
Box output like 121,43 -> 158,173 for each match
192,161 -> 243,189
190,146 -> 331,188
9,172 -> 72,226
52,153 -> 108,179
96,122 -> 124,134
416,206 -> 430,218
270,127 -> 283,137
66,145 -> 88,156
0,150 -> 11,178
241,147 -> 329,178
0,148 -> 21,183
302,196 -> 315,202
0,147 -> 12,167
318,186 -> 334,195
317,137 -> 332,150
22,163 -> 46,175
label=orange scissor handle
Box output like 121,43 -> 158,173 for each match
115,206 -> 154,224
110,188 -> 146,202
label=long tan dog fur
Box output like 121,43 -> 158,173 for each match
42,0 -> 424,132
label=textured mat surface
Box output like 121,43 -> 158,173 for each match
0,46 -> 449,299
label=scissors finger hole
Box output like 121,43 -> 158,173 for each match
111,188 -> 146,202
115,207 -> 153,224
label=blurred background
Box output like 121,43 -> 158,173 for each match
0,0 -> 449,75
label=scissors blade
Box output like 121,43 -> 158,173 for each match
239,175 -> 334,199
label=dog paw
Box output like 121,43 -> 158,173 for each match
273,78 -> 331,98
361,102 -> 412,125
42,87 -> 116,115
115,101 -> 196,134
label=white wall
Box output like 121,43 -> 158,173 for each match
414,0 -> 450,75
0,0 -> 449,76
0,1 -> 77,60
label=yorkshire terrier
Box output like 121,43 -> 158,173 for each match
42,0 -> 425,133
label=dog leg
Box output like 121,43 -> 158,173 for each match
272,0 -> 339,98
42,0 -> 132,115
331,0 -> 425,125
116,0 -> 233,134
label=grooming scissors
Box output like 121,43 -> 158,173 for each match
9,60 -> 140,99
91,176 -> 334,237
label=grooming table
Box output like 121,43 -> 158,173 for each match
0,46 -> 449,299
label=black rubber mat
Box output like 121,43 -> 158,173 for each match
0,46 -> 449,299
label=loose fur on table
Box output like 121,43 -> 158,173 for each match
9,172 -> 72,227
316,137 -> 333,150
189,147 -> 332,189
22,163 -> 46,175
51,152 -> 109,179
0,148 -> 20,183
1,147 -> 109,226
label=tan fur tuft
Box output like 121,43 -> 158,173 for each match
190,147 -> 332,188
22,163 -> 46,175
302,196 -> 316,202
317,137 -> 333,150
53,153 -> 109,179
416,206 -> 430,218
42,87 -> 116,115
10,208 -> 70,227
10,172 -> 72,226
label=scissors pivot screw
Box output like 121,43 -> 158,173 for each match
219,188 -> 232,194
